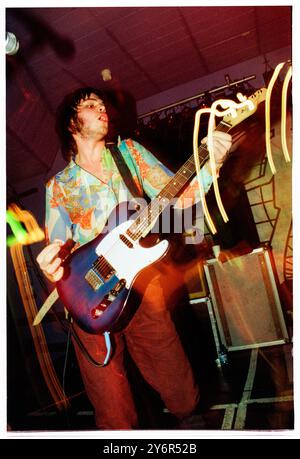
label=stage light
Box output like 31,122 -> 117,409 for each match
101,68 -> 112,81
6,31 -> 19,55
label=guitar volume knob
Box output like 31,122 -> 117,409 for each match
91,307 -> 104,318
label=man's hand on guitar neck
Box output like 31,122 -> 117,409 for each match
201,130 -> 232,176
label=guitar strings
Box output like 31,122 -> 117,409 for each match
92,123 -> 229,269
93,154 -> 205,270
129,136 -> 224,239
127,122 -> 230,241
127,145 -> 209,240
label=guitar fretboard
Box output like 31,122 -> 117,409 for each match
126,120 -> 231,241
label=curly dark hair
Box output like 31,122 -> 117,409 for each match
55,87 -> 105,161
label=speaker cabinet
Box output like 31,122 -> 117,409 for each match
204,247 -> 289,351
184,260 -> 208,300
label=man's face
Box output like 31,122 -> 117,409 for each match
74,93 -> 109,139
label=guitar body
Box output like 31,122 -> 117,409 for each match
56,201 -> 169,334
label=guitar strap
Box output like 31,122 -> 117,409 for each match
107,143 -> 144,199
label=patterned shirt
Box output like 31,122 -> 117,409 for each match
45,139 -> 212,246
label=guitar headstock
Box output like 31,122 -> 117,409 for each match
223,87 -> 266,128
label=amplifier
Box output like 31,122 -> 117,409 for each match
204,247 -> 289,351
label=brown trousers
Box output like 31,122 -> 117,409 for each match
72,274 -> 199,429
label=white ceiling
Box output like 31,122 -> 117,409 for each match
6,6 -> 292,188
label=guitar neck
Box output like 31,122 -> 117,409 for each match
126,120 -> 232,241
158,120 -> 231,201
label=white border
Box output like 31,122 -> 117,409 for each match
2,0 -> 298,440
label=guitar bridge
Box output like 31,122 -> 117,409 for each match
85,269 -> 104,291
85,255 -> 116,291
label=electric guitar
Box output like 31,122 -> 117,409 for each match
56,88 -> 266,334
